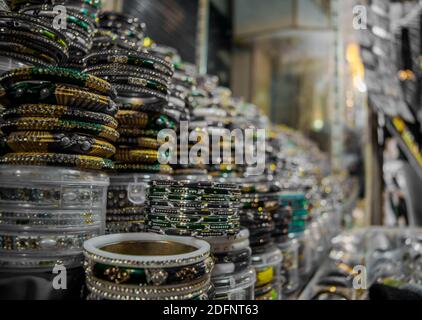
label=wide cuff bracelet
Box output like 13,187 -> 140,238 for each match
83,233 -> 211,268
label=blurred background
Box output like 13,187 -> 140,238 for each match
103,0 -> 422,229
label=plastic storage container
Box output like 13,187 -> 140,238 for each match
212,267 -> 256,300
107,173 -> 171,233
277,239 -> 300,295
251,246 -> 283,300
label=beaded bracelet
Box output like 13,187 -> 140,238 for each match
114,163 -> 173,174
1,118 -> 119,143
148,226 -> 239,238
0,30 -> 68,64
0,49 -> 50,67
0,232 -> 98,251
148,207 -> 239,217
0,66 -> 116,98
113,83 -> 169,102
85,275 -> 212,300
0,42 -> 57,65
148,186 -> 241,196
117,127 -> 160,138
116,110 -> 148,127
147,193 -> 240,203
151,180 -> 239,191
0,11 -> 68,45
145,212 -> 239,225
3,105 -> 118,129
114,149 -> 164,164
0,18 -> 68,49
0,153 -> 114,170
6,131 -> 116,158
20,4 -> 96,34
116,136 -> 161,149
84,64 -> 172,84
84,50 -> 174,76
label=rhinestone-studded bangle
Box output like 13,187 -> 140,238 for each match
6,131 -> 116,158
0,153 -> 114,170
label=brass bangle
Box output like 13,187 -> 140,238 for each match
116,110 -> 148,127
0,118 -> 119,143
114,149 -> 162,164
3,105 -> 118,129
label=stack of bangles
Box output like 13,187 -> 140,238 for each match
0,66 -> 118,170
240,190 -> 279,250
145,180 -> 241,238
0,11 -> 69,67
91,12 -> 146,52
207,229 -> 256,300
19,1 -> 100,69
83,233 -> 214,300
84,48 -> 175,174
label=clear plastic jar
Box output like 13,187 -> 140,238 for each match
212,267 -> 256,300
0,165 -> 108,270
251,246 -> 283,300
277,239 -> 300,295
0,165 -> 109,212
290,231 -> 313,278
107,173 -> 170,233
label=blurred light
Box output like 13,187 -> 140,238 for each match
143,37 -> 153,47
355,78 -> 367,93
312,119 -> 324,131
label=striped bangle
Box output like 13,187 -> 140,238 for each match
0,118 -> 119,143
117,137 -> 161,149
114,149 -> 162,164
3,105 -> 118,129
0,82 -> 118,116
0,66 -> 116,98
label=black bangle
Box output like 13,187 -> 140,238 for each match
84,50 -> 174,77
84,64 -> 172,84
0,30 -> 68,64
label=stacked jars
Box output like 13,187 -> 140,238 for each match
0,66 -> 117,299
240,180 -> 283,300
280,192 -> 312,282
207,229 -> 255,300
